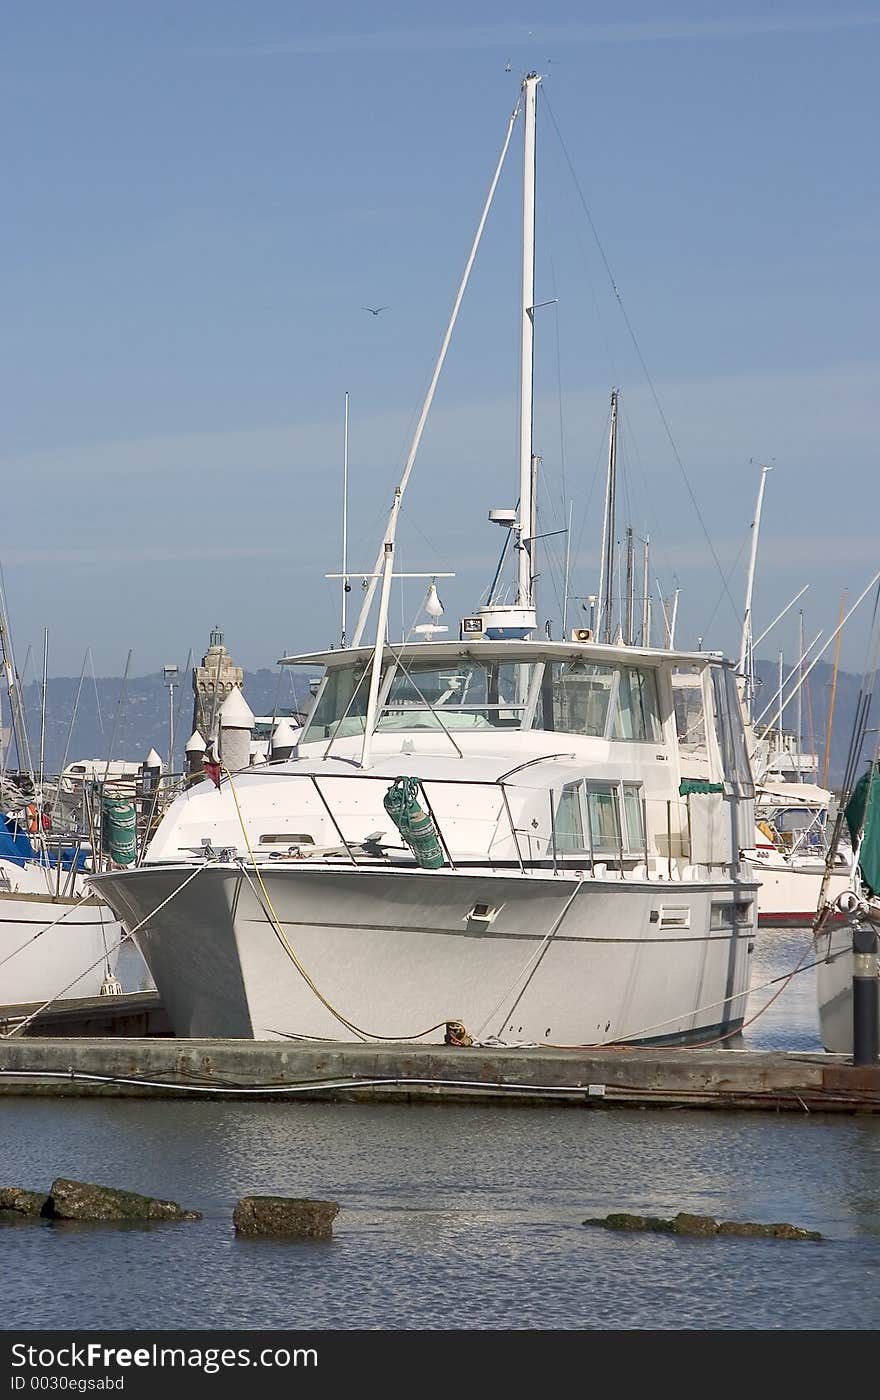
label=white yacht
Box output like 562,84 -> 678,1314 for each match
93,74 -> 758,1047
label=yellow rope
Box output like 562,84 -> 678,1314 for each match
222,767 -> 456,1043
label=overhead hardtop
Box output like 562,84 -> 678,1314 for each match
280,638 -> 727,671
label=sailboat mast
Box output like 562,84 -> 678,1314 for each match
350,95 -> 521,648
38,627 -> 48,819
642,535 -> 651,646
738,462 -> 772,708
0,574 -> 34,781
516,72 -> 540,615
596,388 -> 619,644
797,609 -> 804,777
624,527 -> 635,645
341,391 -> 350,648
821,590 -> 847,788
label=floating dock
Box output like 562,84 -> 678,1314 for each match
0,1031 -> 878,1111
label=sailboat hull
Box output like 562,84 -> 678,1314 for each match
94,862 -> 756,1047
0,861 -> 121,1005
755,861 -> 850,926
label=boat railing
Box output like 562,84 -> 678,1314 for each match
223,770 -> 716,879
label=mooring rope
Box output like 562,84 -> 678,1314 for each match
223,767 -> 457,1043
2,864 -> 205,1038
0,888 -> 93,971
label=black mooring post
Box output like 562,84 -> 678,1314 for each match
852,925 -> 880,1066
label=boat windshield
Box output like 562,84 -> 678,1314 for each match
302,656 -> 664,744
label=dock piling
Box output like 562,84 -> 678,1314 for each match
852,925 -> 880,1066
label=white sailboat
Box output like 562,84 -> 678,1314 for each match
735,466 -> 852,925
93,74 -> 758,1047
0,605 -> 122,1010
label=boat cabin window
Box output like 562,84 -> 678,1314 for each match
302,655 -> 662,744
613,668 -> 661,741
536,662 -> 661,741
771,807 -> 826,850
379,662 -> 527,730
672,668 -> 707,751
304,665 -> 371,741
555,780 -> 646,857
555,784 -> 585,850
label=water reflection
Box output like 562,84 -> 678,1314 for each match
12,925 -> 864,1330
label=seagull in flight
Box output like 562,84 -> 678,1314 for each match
363,306 -> 389,316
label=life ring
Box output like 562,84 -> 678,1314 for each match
25,804 -> 39,835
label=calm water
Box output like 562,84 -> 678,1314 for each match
1,928 -> 877,1332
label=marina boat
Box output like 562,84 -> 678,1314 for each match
750,774 -> 850,926
734,467 -> 852,926
0,813 -> 121,1007
816,758 -> 879,1054
94,74 -> 759,1047
0,588 -> 123,1012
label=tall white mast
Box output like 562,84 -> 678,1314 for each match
797,608 -> 804,776
738,462 -> 772,707
38,627 -> 48,817
341,391 -> 350,648
516,72 -> 540,616
596,387 -> 619,643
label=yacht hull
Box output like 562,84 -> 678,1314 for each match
94,863 -> 757,1046
0,861 -> 122,1005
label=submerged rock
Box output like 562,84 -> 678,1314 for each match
233,1196 -> 339,1240
0,1187 -> 51,1217
582,1213 -> 672,1233
671,1213 -> 718,1236
718,1220 -> 822,1241
49,1178 -> 201,1222
584,1210 -> 821,1241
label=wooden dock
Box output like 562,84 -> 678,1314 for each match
0,991 -> 171,1039
0,1032 -> 877,1111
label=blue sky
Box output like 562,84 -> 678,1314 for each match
1,2 -> 878,682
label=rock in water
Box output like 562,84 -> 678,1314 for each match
671,1213 -> 719,1236
233,1196 -> 339,1240
718,1220 -> 822,1241
49,1178 -> 201,1222
0,1187 -> 51,1217
583,1210 -> 822,1240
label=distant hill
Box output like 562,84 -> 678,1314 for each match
2,654 -> 876,791
7,666 -> 312,778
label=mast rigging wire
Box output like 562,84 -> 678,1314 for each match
541,89 -> 741,630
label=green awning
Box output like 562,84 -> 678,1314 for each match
845,762 -> 880,897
